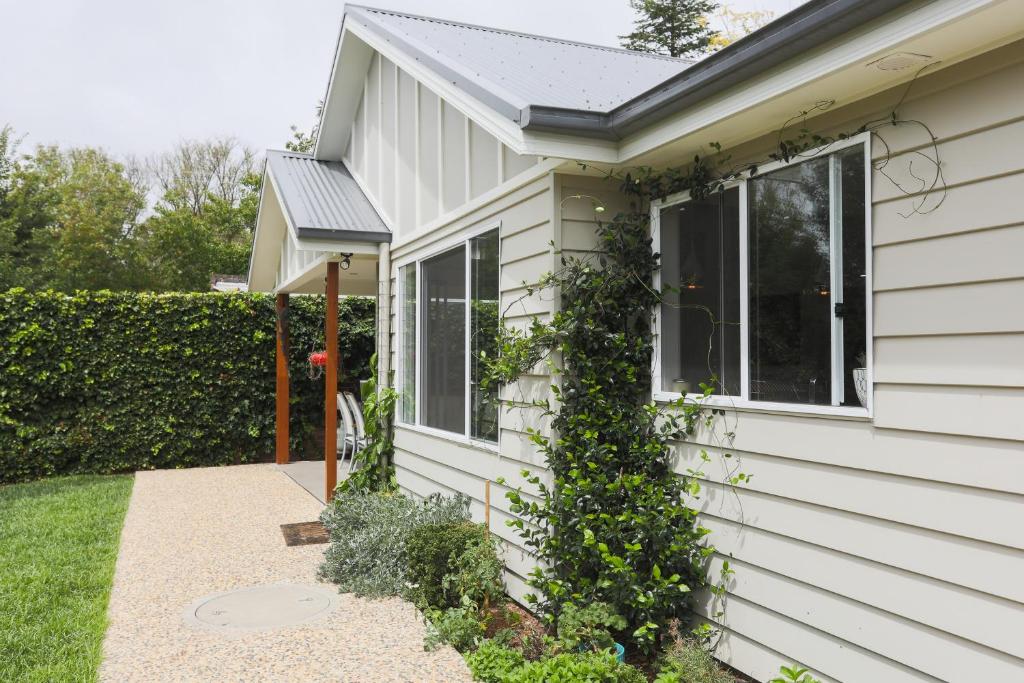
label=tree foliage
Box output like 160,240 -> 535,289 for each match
621,0 -> 720,58
0,128 -> 261,292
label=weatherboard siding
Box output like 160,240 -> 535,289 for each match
388,173 -> 556,595
675,48 -> 1024,683
377,44 -> 1024,683
343,51 -> 537,239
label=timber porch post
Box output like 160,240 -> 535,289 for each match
324,262 -> 339,502
275,293 -> 290,465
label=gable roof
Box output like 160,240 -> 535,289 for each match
346,4 -> 693,124
265,150 -> 389,243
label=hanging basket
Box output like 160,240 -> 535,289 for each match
309,351 -> 328,367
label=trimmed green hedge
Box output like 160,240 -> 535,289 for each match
0,289 -> 374,483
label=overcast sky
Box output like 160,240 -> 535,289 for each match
0,0 -> 804,159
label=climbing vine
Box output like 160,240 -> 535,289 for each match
486,71 -> 944,656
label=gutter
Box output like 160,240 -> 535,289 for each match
521,0 -> 918,139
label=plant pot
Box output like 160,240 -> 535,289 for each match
852,368 -> 868,407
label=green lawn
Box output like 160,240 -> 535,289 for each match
0,475 -> 133,683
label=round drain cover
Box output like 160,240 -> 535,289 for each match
186,584 -> 338,632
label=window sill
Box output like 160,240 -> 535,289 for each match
395,422 -> 501,453
652,391 -> 873,420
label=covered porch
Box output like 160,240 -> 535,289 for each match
247,149 -> 390,503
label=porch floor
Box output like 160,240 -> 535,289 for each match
100,464 -> 471,682
277,458 -> 349,504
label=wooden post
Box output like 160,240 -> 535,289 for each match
275,293 -> 290,465
325,262 -> 339,502
484,479 -> 491,538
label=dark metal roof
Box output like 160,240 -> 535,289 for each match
347,0 -> 916,141
266,150 -> 389,243
347,5 -> 693,124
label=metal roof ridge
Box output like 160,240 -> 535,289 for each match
346,4 -> 694,65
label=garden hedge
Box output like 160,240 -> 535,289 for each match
0,289 -> 374,483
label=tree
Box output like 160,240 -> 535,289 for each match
621,0 -> 720,58
0,142 -> 146,291
285,102 -> 323,154
708,6 -> 774,50
137,138 -> 260,290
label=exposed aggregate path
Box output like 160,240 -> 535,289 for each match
100,464 -> 472,682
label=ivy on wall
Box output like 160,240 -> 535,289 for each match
0,289 -> 374,483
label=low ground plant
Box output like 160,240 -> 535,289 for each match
318,490 -> 469,597
0,474 -> 133,682
406,521 -> 489,608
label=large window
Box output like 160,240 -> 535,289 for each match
397,227 -> 500,441
655,138 -> 870,413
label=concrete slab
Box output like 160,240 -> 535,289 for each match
185,583 -> 338,632
277,459 -> 348,504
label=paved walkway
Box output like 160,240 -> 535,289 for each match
101,464 -> 472,682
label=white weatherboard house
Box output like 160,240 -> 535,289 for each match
247,1 -> 1024,680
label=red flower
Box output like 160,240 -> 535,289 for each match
309,351 -> 327,367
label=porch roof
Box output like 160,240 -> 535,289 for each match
265,150 -> 390,243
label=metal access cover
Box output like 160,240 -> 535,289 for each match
184,584 -> 338,632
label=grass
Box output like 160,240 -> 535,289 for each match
0,475 -> 133,683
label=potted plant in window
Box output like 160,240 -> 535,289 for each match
852,353 -> 868,408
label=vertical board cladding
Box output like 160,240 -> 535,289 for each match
340,47 -> 537,239
658,44 -> 1024,683
396,69 -> 417,235
441,101 -> 468,212
390,173 -> 556,598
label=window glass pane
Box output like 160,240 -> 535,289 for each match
420,246 -> 466,433
399,265 -> 416,423
839,146 -> 867,406
659,188 -> 741,395
470,229 -> 500,441
748,157 -> 832,405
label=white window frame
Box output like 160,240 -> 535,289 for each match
394,222 -> 503,448
652,133 -> 873,418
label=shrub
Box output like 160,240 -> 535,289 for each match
502,652 -> 644,683
555,601 -> 626,652
318,490 -> 470,597
465,641 -> 526,683
318,490 -> 422,597
406,521 -> 488,608
655,639 -> 735,683
443,533 -> 506,610
424,604 -> 486,653
0,289 -> 374,483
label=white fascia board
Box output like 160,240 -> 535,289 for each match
313,18 -> 375,161
342,18 -> 527,155
247,167 -> 286,292
616,0 -> 1006,163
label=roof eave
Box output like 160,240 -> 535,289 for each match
519,0 -> 917,139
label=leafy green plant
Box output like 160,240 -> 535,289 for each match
655,639 -> 734,683
423,602 -> 486,652
0,290 -> 374,483
318,491 -> 469,597
406,521 -> 488,608
501,651 -> 643,683
443,532 -> 506,610
487,204 -> 719,654
338,353 -> 398,493
770,664 -> 822,683
465,640 -> 526,683
555,601 -> 626,653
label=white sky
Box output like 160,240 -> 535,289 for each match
0,0 -> 805,158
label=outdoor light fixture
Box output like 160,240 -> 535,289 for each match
339,253 -> 353,270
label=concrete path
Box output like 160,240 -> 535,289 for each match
101,464 -> 472,683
